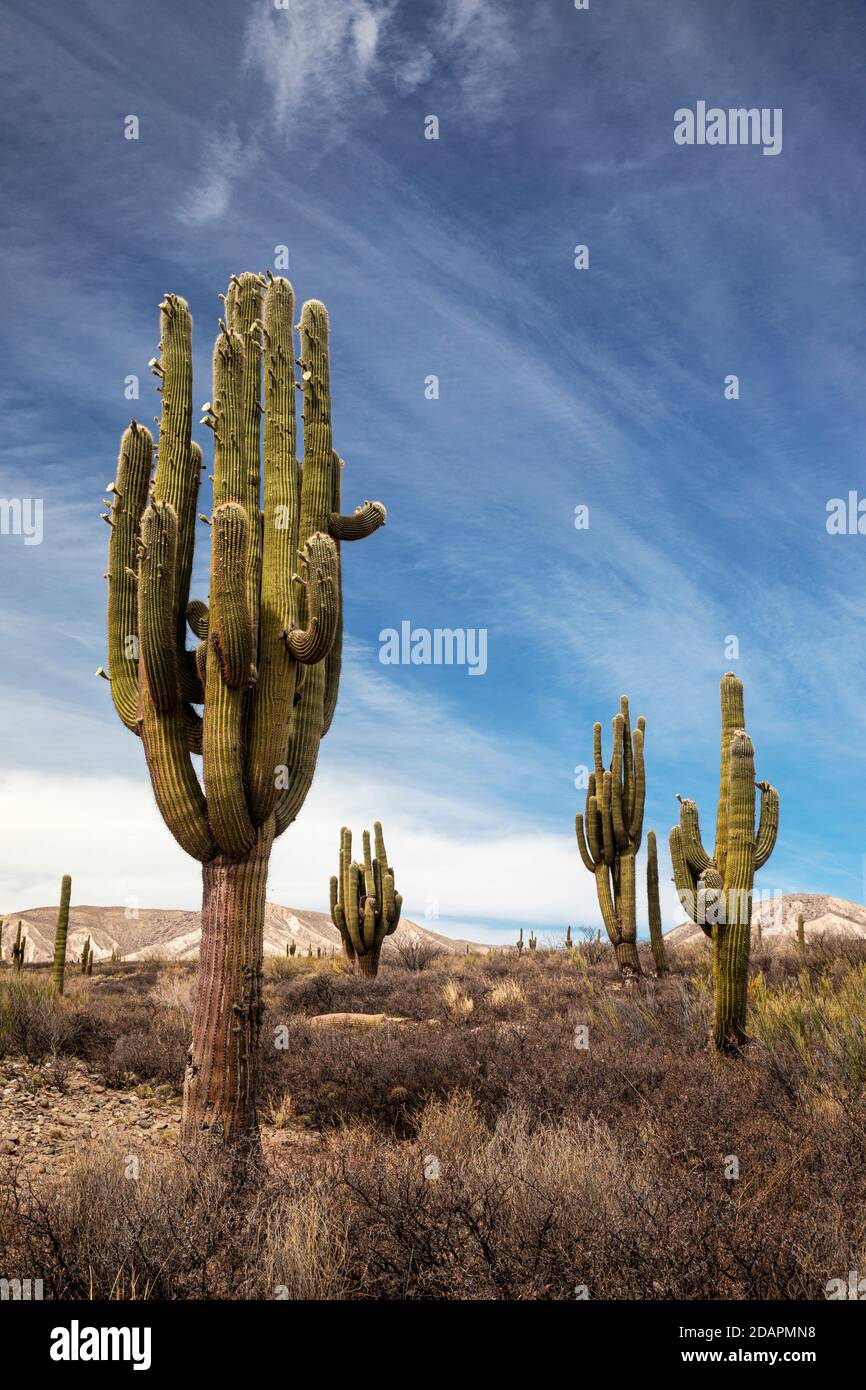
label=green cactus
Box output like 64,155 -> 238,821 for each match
646,832 -> 667,976
528,930 -> 537,951
102,276 -> 386,1146
797,912 -> 805,949
12,922 -> 25,973
669,674 -> 779,1052
330,822 -> 402,977
80,936 -> 92,975
516,927 -> 524,954
575,696 -> 646,979
565,924 -> 573,949
307,944 -> 312,958
52,875 -> 72,994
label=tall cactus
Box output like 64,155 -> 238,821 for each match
102,275 -> 386,1144
12,922 -> 25,972
646,831 -> 667,976
80,936 -> 92,975
575,696 -> 646,978
330,822 -> 401,977
52,875 -> 72,994
669,673 -> 779,1052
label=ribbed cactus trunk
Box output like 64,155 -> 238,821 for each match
184,818 -> 273,1142
575,697 -> 647,980
52,875 -> 72,994
103,274 -> 386,1147
670,675 -> 779,1053
646,831 -> 667,976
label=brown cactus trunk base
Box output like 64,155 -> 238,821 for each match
355,950 -> 380,978
181,815 -> 275,1148
614,939 -> 643,979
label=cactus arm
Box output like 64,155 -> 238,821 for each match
610,713 -> 629,850
227,274 -> 265,643
754,781 -> 779,869
246,277 -> 301,824
600,771 -> 615,866
628,724 -> 646,846
150,296 -> 202,705
676,796 -> 711,873
713,672 -> 745,874
575,813 -> 597,873
284,533 -> 339,664
106,421 -> 153,730
209,503 -> 253,688
137,503 -> 214,862
620,697 -> 634,830
203,325 -> 256,858
138,503 -> 179,711
329,500 -> 387,540
187,599 -> 209,640
669,824 -> 704,930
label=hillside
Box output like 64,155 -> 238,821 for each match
0,901 -> 487,965
664,893 -> 866,948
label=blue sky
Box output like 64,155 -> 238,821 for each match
1,0 -> 865,940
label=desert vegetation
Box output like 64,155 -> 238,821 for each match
0,936 -> 864,1299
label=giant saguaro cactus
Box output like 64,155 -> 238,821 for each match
330,822 -> 401,976
52,875 -> 72,993
575,697 -> 646,978
102,274 -> 386,1144
669,673 -> 778,1052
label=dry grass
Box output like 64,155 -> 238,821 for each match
1,934 -> 864,1299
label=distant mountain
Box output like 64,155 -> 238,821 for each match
0,901 -> 487,965
664,893 -> 866,948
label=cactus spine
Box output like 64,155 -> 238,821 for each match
669,674 -> 779,1052
646,831 -> 668,976
103,276 -> 386,1146
797,912 -> 805,949
12,922 -> 25,972
52,875 -> 72,993
575,696 -> 646,979
330,822 -> 402,977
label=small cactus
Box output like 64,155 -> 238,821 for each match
81,936 -> 92,975
528,931 -> 537,951
565,924 -> 573,949
52,875 -> 72,994
12,922 -> 25,972
330,822 -> 402,978
516,927 -> 524,954
797,912 -> 806,949
646,832 -> 668,976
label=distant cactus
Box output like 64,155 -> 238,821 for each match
646,832 -> 667,976
565,924 -> 573,949
797,912 -> 805,949
12,922 -> 25,972
669,674 -> 779,1052
528,930 -> 537,951
307,944 -> 312,958
516,927 -> 524,954
81,936 -> 92,975
575,696 -> 646,979
52,875 -> 72,994
330,822 -> 402,977
289,941 -> 296,956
